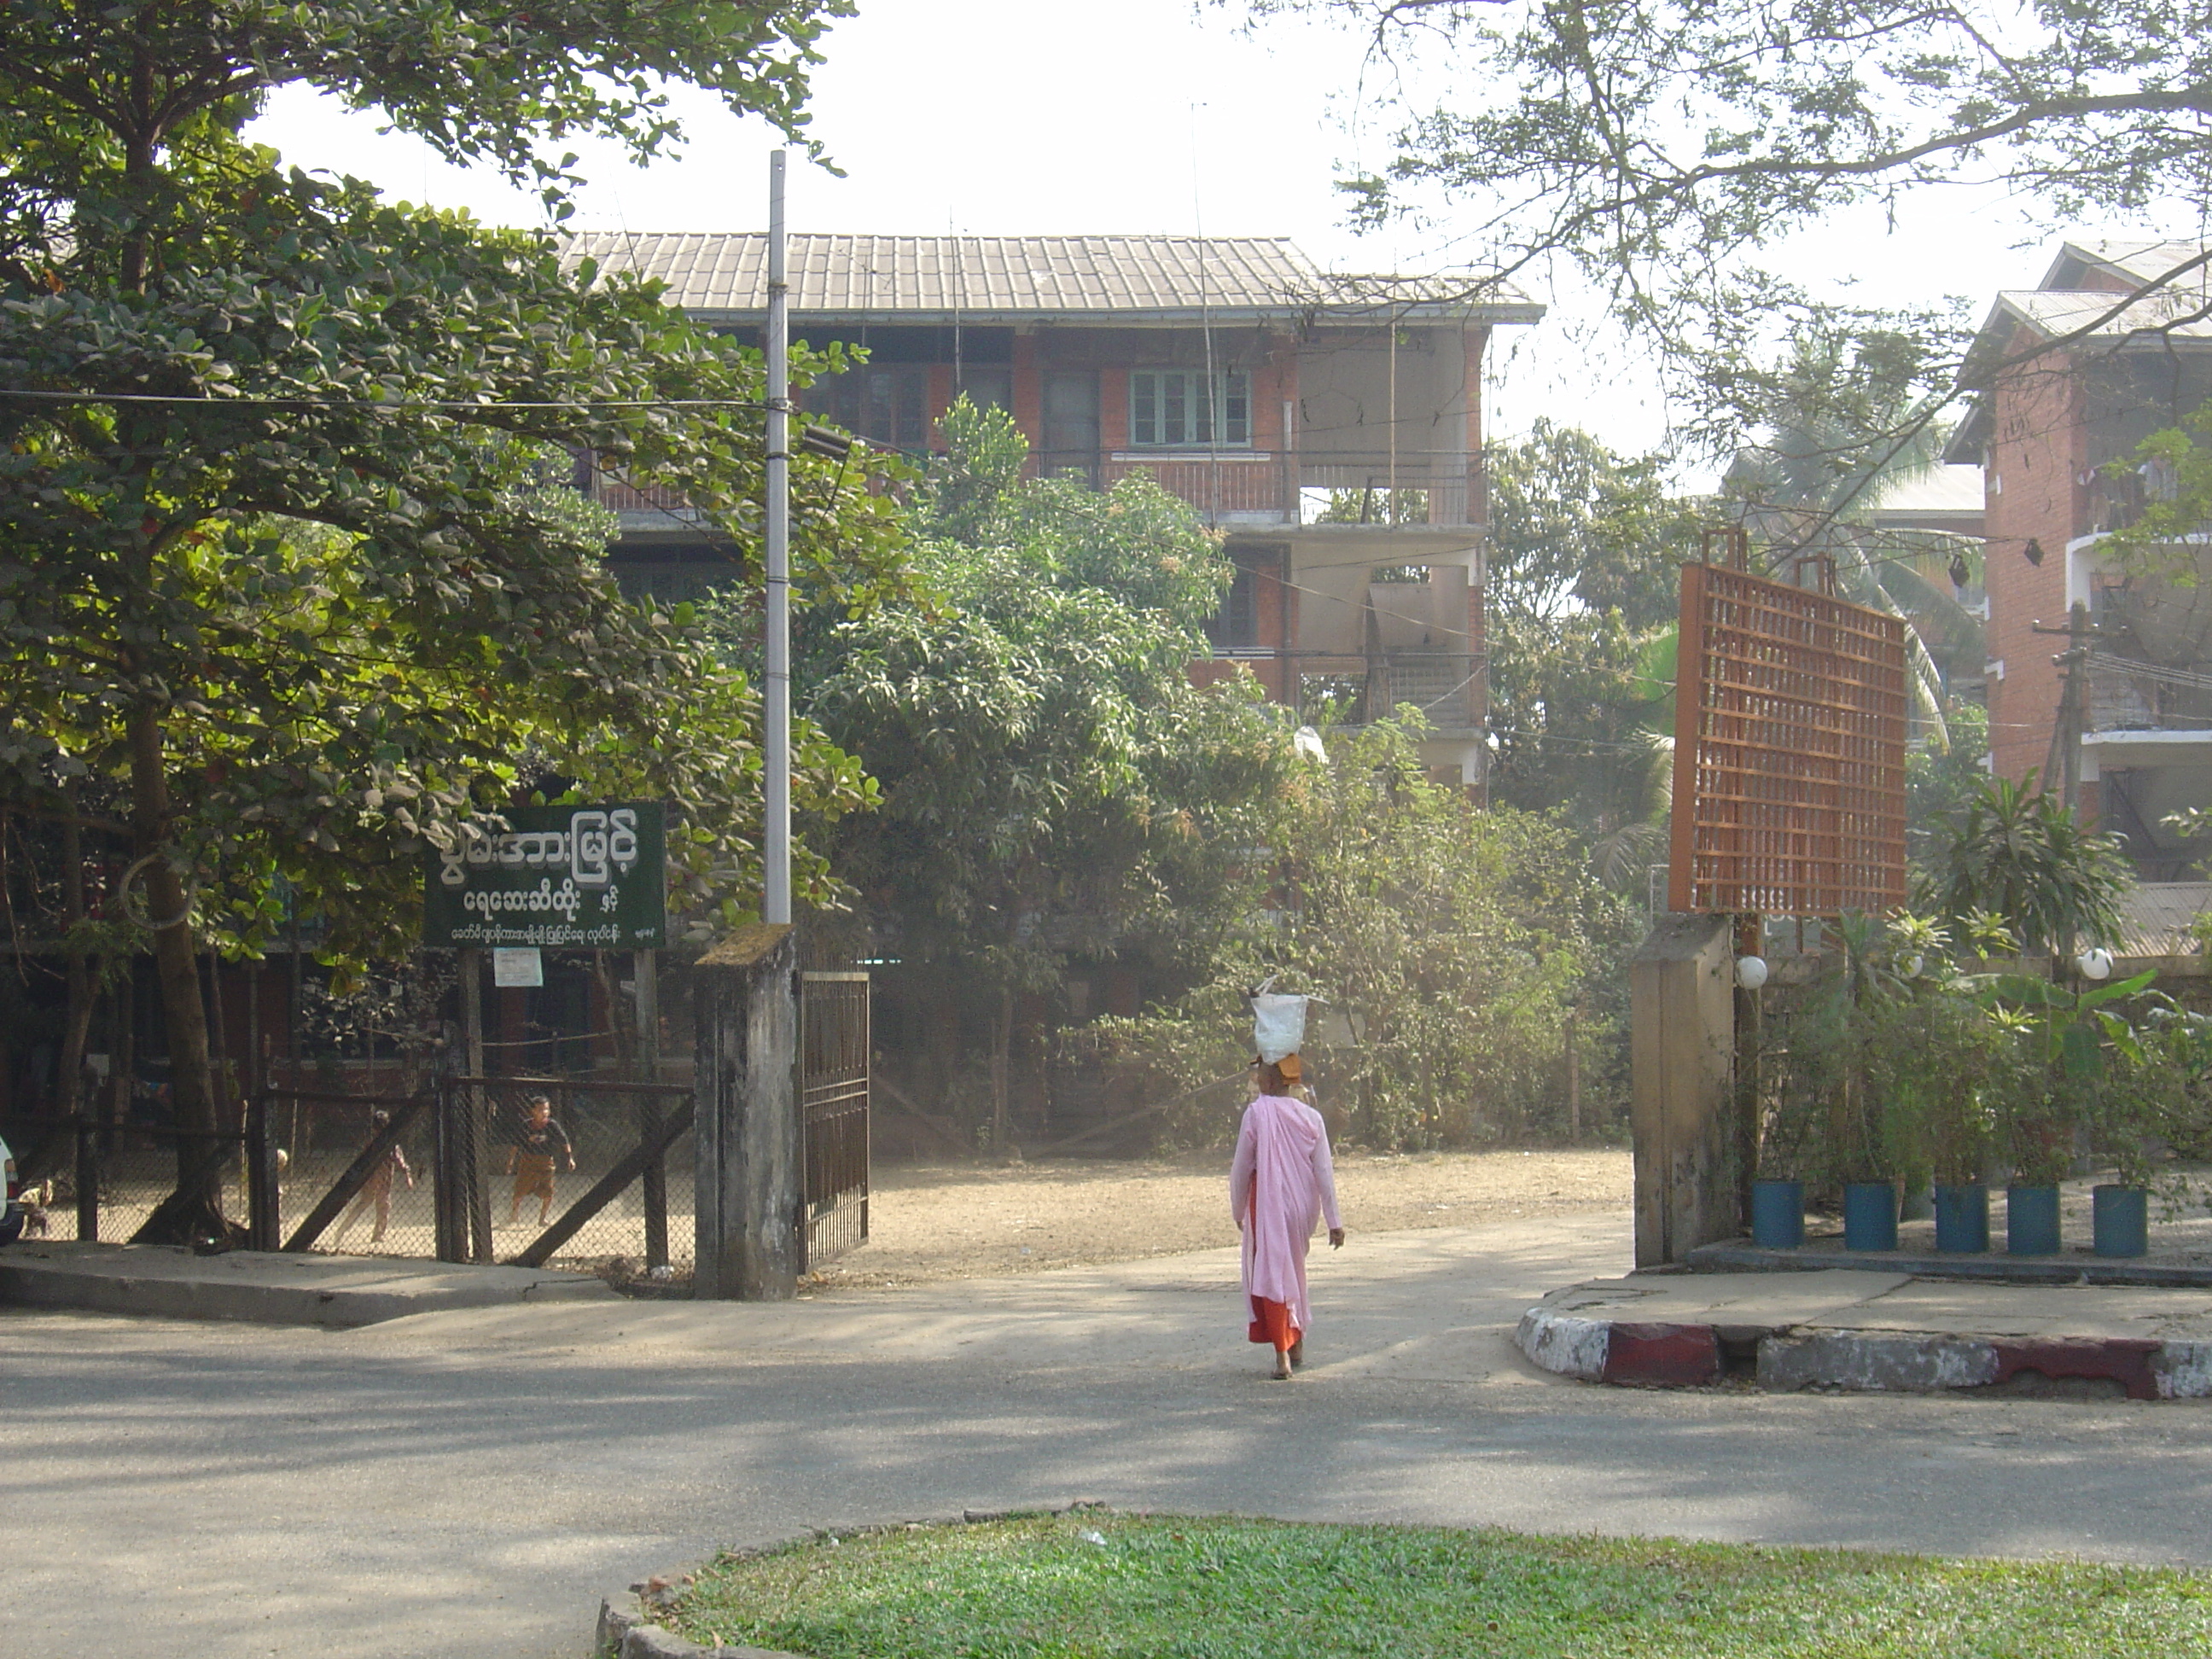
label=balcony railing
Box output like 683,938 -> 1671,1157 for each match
1038,450 -> 1476,529
587,450 -> 1481,532
2089,653 -> 2212,734
595,474 -> 697,516
1262,650 -> 1483,733
1297,464 -> 1472,530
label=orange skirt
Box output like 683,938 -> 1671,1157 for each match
1247,1296 -> 1299,1350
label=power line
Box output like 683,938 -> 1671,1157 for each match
0,387 -> 770,413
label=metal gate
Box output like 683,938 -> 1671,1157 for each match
800,971 -> 870,1266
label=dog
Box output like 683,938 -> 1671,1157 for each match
20,1178 -> 54,1237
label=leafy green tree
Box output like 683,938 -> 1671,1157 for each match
0,1 -> 893,1237
1926,775 -> 2132,966
1487,421 -> 1691,635
1483,422 -> 1696,888
1093,713 -> 1637,1150
1908,702 -> 1992,882
1719,328 -> 1987,732
806,401 -> 1291,1148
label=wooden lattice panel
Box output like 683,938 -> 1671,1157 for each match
1668,562 -> 1907,917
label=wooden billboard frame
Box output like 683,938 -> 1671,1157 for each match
1668,560 -> 1908,917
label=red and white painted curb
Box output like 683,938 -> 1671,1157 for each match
1516,1298 -> 2212,1400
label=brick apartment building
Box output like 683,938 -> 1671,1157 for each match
569,233 -> 1541,787
1947,239 -> 2212,872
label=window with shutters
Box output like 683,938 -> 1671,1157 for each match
1127,370 -> 1251,447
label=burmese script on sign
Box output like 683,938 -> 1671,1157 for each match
422,803 -> 667,949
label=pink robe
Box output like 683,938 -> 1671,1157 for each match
1230,1092 -> 1341,1336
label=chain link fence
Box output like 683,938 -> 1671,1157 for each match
439,1075 -> 694,1279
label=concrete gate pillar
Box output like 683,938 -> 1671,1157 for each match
694,922 -> 801,1300
1630,913 -> 1738,1267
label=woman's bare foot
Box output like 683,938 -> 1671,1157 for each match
1288,1336 -> 1304,1371
1272,1349 -> 1293,1380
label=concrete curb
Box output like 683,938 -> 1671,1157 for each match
1511,1306 -> 1609,1381
0,1240 -> 614,1328
1515,1290 -> 2212,1400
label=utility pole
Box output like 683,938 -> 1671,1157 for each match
763,149 -> 792,927
2034,601 -> 2093,815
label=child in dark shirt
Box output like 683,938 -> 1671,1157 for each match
504,1094 -> 574,1227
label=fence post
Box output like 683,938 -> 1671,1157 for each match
636,946 -> 667,1271
433,1076 -> 457,1261
74,1113 -> 98,1243
457,946 -> 492,1262
245,1088 -> 278,1251
693,922 -> 800,1300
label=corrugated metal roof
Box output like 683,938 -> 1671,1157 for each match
2059,239 -> 2212,292
562,232 -> 1542,323
1990,283 -> 2212,344
2113,882 -> 2212,959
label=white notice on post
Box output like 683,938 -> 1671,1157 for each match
492,947 -> 544,988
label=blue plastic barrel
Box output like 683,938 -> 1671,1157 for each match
1934,1184 -> 1988,1254
2006,1184 -> 2063,1255
1842,1181 -> 1899,1252
1750,1179 -> 1805,1249
2093,1185 -> 2148,1259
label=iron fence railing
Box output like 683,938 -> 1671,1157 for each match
800,973 -> 870,1268
433,1074 -> 695,1273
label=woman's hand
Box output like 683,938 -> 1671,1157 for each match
1329,1227 -> 1346,1249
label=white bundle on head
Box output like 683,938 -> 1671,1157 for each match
1250,992 -> 1308,1065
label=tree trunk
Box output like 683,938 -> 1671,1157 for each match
989,983 -> 1013,1154
56,797 -> 97,1123
1564,1003 -> 1580,1140
125,704 -> 232,1243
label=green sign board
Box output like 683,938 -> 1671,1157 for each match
424,803 -> 666,950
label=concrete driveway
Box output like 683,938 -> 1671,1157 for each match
7,1209 -> 2212,1659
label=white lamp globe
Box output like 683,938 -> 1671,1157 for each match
2075,946 -> 2114,981
1735,955 -> 1770,991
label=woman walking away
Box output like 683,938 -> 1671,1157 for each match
1231,1049 -> 1343,1380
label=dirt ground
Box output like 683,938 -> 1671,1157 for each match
804,1146 -> 1633,1289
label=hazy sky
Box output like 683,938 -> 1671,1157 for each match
246,0 -> 2152,463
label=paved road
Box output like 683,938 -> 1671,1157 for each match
7,1210 -> 2212,1659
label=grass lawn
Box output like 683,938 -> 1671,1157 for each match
663,1511 -> 2212,1657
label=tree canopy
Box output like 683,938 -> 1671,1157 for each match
0,0 -> 889,1236
1242,0 -> 2211,457
1481,421 -> 1691,887
1091,713 -> 1638,1150
803,400 -> 1292,1146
